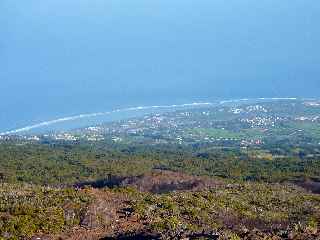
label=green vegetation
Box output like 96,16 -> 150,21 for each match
290,122 -> 320,139
1,100 -> 320,239
126,182 -> 320,239
0,140 -> 320,239
0,184 -> 90,239
1,140 -> 320,185
190,128 -> 245,139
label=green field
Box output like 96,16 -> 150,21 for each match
190,128 -> 245,139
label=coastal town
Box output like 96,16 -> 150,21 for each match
2,100 -> 319,148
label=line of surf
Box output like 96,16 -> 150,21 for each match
0,102 -> 214,135
0,97 -> 298,136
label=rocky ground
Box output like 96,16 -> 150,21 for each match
25,171 -> 320,240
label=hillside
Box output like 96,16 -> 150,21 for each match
1,172 -> 320,240
1,99 -> 320,239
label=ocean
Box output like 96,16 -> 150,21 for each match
1,0 -> 319,133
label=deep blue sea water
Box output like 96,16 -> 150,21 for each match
1,0 -> 319,133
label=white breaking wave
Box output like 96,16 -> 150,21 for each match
0,102 -> 214,135
0,97 -> 298,136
